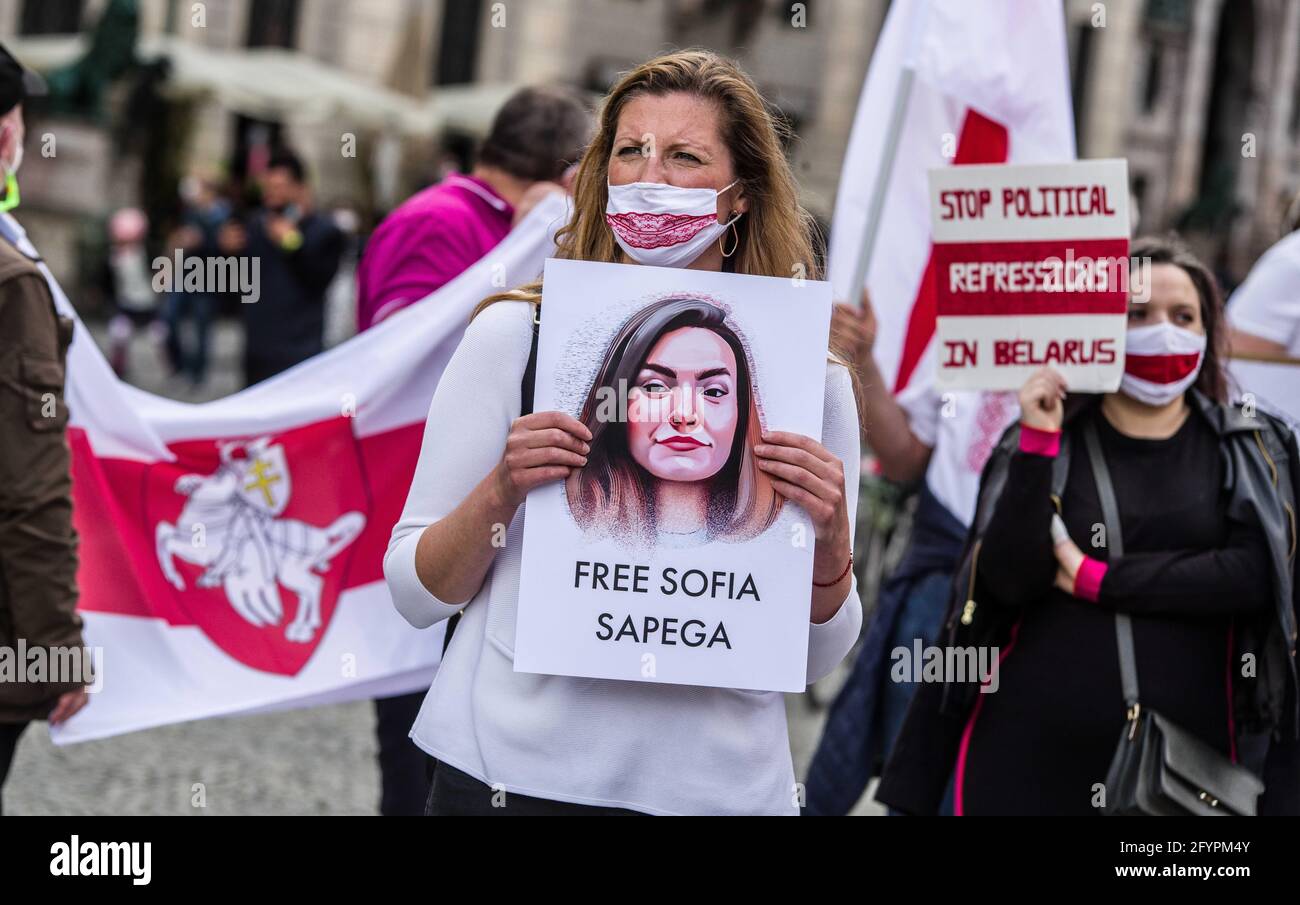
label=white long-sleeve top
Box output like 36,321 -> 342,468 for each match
384,300 -> 863,815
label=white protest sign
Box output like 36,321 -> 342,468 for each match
928,159 -> 1132,391
513,259 -> 832,692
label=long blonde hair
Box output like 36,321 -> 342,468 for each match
474,49 -> 820,316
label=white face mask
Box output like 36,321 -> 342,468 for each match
1119,321 -> 1207,406
605,180 -> 740,268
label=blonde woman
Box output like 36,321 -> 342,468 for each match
385,50 -> 862,815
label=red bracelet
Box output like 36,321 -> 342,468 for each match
813,550 -> 853,588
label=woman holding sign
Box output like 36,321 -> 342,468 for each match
877,237 -> 1300,816
384,50 -> 862,815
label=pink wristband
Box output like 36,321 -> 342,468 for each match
1019,424 -> 1061,457
1073,556 -> 1107,602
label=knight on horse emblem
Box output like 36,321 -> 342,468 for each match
154,436 -> 365,643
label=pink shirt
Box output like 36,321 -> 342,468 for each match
355,173 -> 515,331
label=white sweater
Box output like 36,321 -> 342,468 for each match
384,300 -> 863,815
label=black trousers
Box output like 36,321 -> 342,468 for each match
374,693 -> 433,816
0,722 -> 29,817
425,760 -> 646,816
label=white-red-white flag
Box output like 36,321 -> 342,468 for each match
36,194 -> 568,743
828,0 -> 1077,393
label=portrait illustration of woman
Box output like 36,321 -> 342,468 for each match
565,296 -> 781,546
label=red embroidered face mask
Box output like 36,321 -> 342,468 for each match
606,180 -> 740,268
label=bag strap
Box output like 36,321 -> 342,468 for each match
1113,614 -> 1139,710
521,303 -> 541,417
1083,418 -> 1138,709
442,304 -> 541,658
1050,431 -> 1071,499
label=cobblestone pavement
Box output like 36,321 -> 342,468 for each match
7,318 -> 882,816
10,692 -> 881,815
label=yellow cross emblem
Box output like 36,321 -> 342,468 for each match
245,457 -> 283,508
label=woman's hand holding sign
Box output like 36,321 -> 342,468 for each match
1017,368 -> 1083,594
1018,366 -> 1067,432
753,431 -> 853,623
754,432 -> 847,541
492,412 -> 592,509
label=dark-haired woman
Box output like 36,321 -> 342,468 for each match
566,296 -> 781,547
384,51 -> 862,815
877,237 -> 1300,815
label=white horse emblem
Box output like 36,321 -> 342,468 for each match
155,437 -> 366,643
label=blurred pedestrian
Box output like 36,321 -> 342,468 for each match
220,149 -> 343,386
104,206 -> 162,379
354,85 -> 591,332
357,85 -> 591,817
877,237 -> 1300,815
162,172 -> 231,388
0,44 -> 91,815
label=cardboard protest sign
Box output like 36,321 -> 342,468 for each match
513,259 -> 832,692
928,159 -> 1131,391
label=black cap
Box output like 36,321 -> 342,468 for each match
0,43 -> 47,118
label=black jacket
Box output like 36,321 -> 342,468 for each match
876,392 -> 1300,815
240,208 -> 343,380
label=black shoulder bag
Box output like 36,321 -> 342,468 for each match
441,305 -> 540,656
1084,419 -> 1265,816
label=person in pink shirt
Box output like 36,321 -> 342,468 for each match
361,85 -> 590,816
355,85 -> 592,332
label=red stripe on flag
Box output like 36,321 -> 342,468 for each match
69,430 -> 172,619
934,238 -> 1130,316
1124,352 -> 1201,384
894,109 -> 1010,392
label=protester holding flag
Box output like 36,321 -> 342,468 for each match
806,0 -> 1076,815
0,44 -> 90,815
355,85 -> 591,332
385,49 -> 862,816
102,207 -> 161,380
1227,190 -> 1300,361
877,237 -> 1300,816
358,85 -> 592,818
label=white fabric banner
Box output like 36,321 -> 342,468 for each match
0,194 -> 569,744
